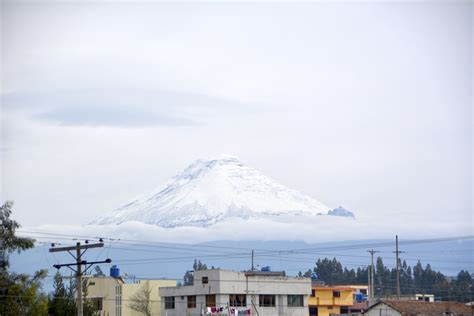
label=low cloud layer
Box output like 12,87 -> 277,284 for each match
24,214 -> 474,245
3,88 -> 239,127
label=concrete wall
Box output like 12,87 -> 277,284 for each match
86,277 -> 123,316
85,277 -> 176,316
308,288 -> 353,306
123,280 -> 177,316
160,269 -> 310,316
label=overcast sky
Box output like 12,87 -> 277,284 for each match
1,1 -> 472,237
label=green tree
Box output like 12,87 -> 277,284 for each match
342,267 -> 356,284
183,259 -> 209,286
303,269 -> 312,277
399,261 -> 414,295
82,278 -> 99,316
375,257 -> 392,296
412,261 -> 449,299
0,270 -> 49,316
297,269 -> 312,277
183,270 -> 194,285
314,258 -> 343,285
0,201 -> 48,315
452,270 -> 473,302
0,201 -> 35,270
355,267 -> 368,284
413,260 -> 424,292
193,259 -> 208,271
48,272 -> 76,316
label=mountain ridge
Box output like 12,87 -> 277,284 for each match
91,155 -> 354,227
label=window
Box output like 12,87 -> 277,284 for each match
229,294 -> 246,307
288,295 -> 303,307
187,296 -> 196,308
206,294 -> 216,307
333,291 -> 341,298
259,295 -> 275,307
115,285 -> 122,316
90,298 -> 102,310
165,297 -> 175,309
311,289 -> 315,297
202,276 -> 209,284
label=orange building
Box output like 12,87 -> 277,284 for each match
308,285 -> 354,316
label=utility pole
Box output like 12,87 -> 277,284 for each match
367,249 -> 379,306
393,235 -> 404,300
251,250 -> 254,271
76,244 -> 83,316
49,241 -> 111,316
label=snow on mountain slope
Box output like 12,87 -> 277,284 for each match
91,154 -> 333,227
328,206 -> 355,218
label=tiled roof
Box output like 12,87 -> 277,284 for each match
366,300 -> 473,315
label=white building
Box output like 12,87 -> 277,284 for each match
159,269 -> 311,316
86,276 -> 176,316
415,293 -> 435,302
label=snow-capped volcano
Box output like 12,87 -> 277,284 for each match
92,155 -> 345,227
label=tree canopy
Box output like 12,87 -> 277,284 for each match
0,201 -> 48,315
0,201 -> 35,270
298,256 -> 472,302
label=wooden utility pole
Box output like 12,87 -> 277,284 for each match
49,242 -> 111,316
393,235 -> 403,300
251,250 -> 254,271
76,244 -> 83,316
367,249 -> 379,306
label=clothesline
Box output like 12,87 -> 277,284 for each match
203,306 -> 252,315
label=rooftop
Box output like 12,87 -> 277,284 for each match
312,285 -> 355,291
365,300 -> 473,315
244,271 -> 287,277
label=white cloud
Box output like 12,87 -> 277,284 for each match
1,1 -> 472,235
24,212 -> 474,245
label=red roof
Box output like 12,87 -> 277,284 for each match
364,300 -> 473,315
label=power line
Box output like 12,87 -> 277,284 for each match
18,231 -> 474,262
28,239 -> 474,266
18,230 -> 474,255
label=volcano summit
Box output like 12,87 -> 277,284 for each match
92,155 -> 354,227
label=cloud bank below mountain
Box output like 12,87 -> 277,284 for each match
23,213 -> 473,245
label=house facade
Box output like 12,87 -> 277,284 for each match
308,285 -> 354,316
85,276 -> 176,316
159,269 -> 311,316
85,275 -> 124,315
